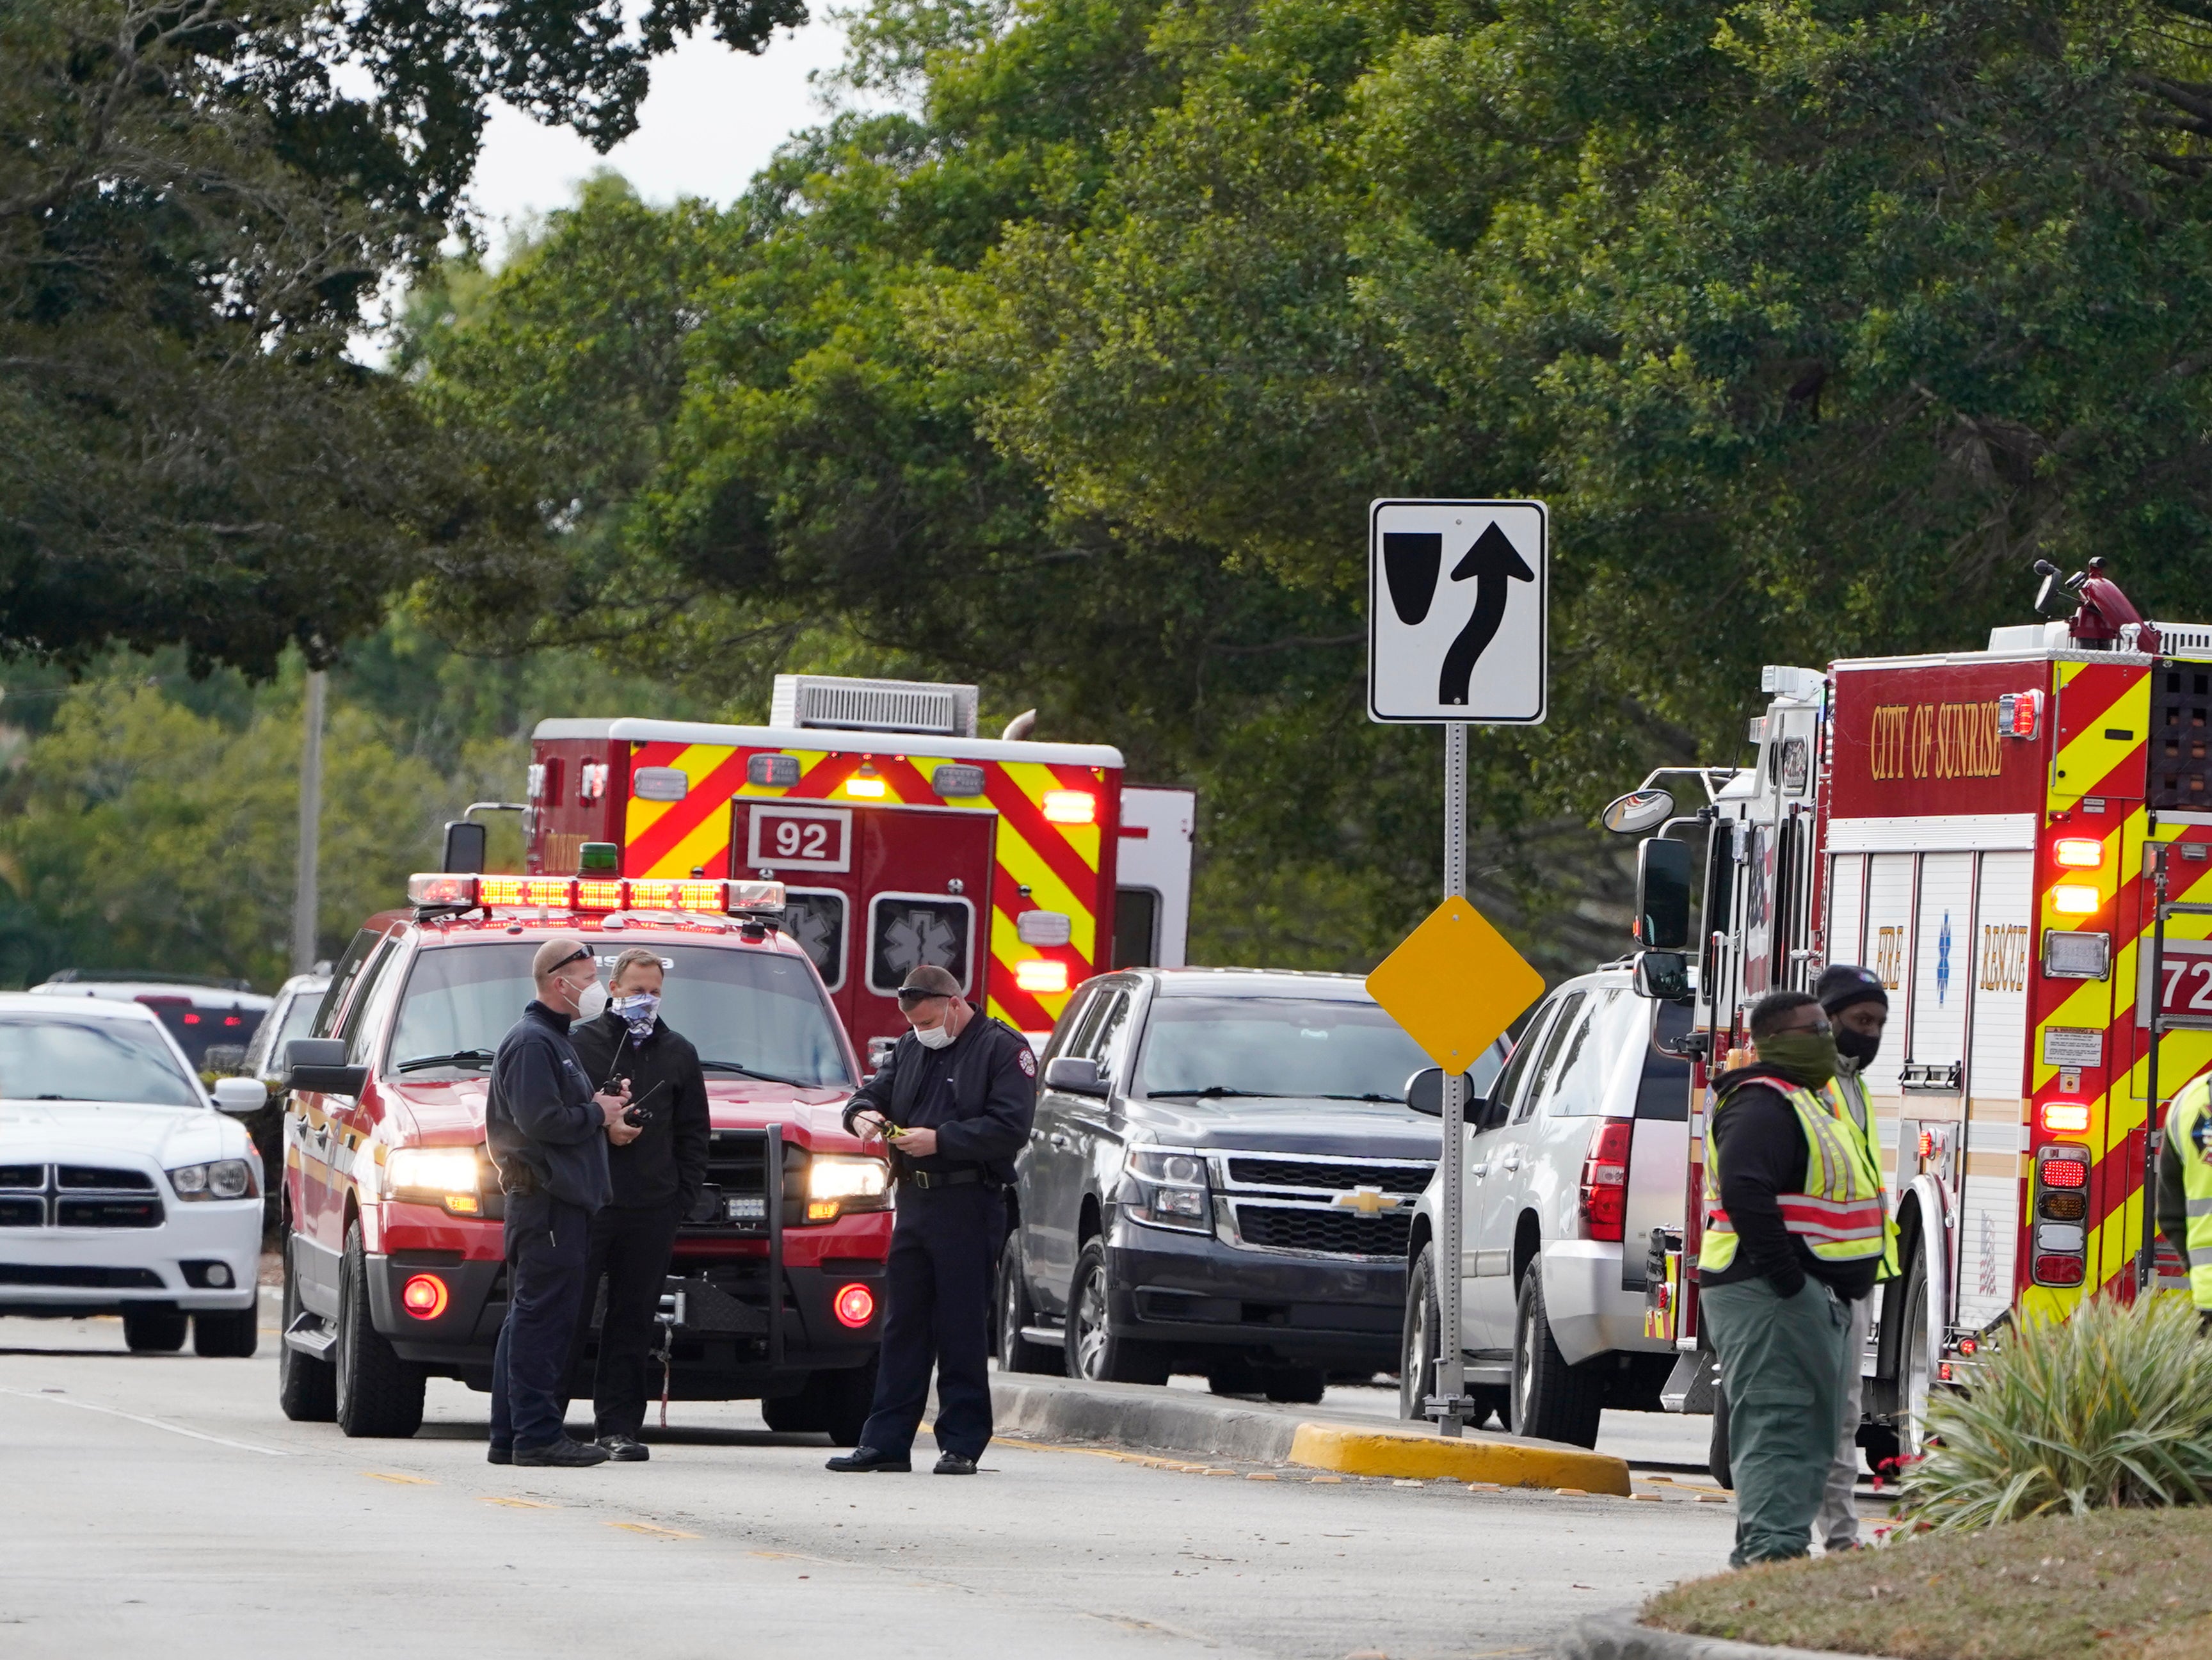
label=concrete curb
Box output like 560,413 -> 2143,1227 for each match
985,1374 -> 1634,1490
1556,1616 -> 1893,1660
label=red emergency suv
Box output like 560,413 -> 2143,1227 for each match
276,873 -> 889,1440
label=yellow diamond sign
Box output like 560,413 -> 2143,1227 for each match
1365,896 -> 1546,1071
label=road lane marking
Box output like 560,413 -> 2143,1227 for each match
362,1471 -> 435,1485
479,1497 -> 556,1508
608,1521 -> 700,1539
0,1385 -> 296,1456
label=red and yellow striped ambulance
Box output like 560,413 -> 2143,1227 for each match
1626,571 -> 2208,1466
525,676 -> 1194,1058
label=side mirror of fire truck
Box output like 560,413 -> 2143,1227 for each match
1633,837 -> 1694,949
1601,787 -> 1675,835
285,1037 -> 368,1100
1631,949 -> 1693,1004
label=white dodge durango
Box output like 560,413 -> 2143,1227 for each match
0,992 -> 266,1354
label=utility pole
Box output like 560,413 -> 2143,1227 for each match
291,670 -> 326,976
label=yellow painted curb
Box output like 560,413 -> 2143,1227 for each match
1287,1421 -> 1632,1495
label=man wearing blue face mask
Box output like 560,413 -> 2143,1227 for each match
566,947 -> 709,1460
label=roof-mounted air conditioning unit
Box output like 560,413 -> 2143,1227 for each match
769,675 -> 979,738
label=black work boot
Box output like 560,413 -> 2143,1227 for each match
933,1453 -> 977,1476
514,1435 -> 612,1468
598,1434 -> 650,1462
826,1446 -> 912,1472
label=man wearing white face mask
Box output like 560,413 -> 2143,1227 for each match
485,935 -> 635,1468
566,948 -> 709,1460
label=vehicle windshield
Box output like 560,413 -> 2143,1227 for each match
0,1017 -> 204,1107
1134,996 -> 1435,1103
387,943 -> 853,1088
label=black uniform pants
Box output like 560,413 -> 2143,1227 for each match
570,1202 -> 682,1439
490,1193 -> 590,1453
858,1184 -> 1004,1460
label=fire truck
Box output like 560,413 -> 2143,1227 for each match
277,876 -> 893,1440
1612,561 -> 2204,1467
524,675 -> 1195,1060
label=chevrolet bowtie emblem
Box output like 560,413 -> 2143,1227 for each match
1331,1186 -> 1400,1216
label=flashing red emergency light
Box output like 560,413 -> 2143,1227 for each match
2040,1100 -> 2091,1134
1014,958 -> 1070,995
406,874 -> 785,917
1041,789 -> 1098,825
401,1273 -> 449,1320
833,1283 -> 876,1328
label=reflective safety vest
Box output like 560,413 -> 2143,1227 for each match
1700,1075 -> 1888,1275
1821,1067 -> 1901,1281
2170,1074 -> 2212,1311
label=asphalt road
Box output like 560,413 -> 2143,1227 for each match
1,1305 -> 1743,1660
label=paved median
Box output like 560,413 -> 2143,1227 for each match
984,1373 -> 1633,1493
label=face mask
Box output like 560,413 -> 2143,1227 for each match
911,1022 -> 953,1051
1759,1028 -> 1838,1090
571,978 -> 609,1023
1834,1026 -> 1882,1068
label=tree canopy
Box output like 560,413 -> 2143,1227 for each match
405,0 -> 2212,971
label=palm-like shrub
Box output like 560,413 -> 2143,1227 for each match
1898,1294 -> 2212,1530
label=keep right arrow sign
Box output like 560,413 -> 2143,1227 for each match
1367,499 -> 1547,725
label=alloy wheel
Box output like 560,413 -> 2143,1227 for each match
1074,1262 -> 1110,1379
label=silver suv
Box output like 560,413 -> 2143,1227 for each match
1399,964 -> 1692,1447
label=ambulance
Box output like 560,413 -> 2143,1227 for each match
1614,560 -> 2205,1467
524,675 -> 1196,1058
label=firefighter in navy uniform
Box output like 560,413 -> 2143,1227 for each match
826,963 -> 1036,1474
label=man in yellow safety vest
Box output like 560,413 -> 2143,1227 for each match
1697,990 -> 1887,1567
2156,1070 -> 2212,1326
1811,964 -> 1899,1551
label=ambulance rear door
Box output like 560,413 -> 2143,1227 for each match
730,797 -> 998,1061
1113,787 -> 1195,968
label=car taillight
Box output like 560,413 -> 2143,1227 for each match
2033,1255 -> 2085,1286
1578,1121 -> 1634,1242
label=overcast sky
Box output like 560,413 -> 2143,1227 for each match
466,15 -> 853,249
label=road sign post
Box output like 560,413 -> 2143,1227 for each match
1364,498 -> 1548,1438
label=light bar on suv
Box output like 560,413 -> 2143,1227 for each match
406,873 -> 787,917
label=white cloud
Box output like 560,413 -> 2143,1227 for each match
467,13 -> 853,242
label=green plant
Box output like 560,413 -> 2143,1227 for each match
1898,1294 -> 2212,1530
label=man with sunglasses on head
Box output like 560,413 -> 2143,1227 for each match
825,963 -> 1037,1475
566,947 -> 709,1462
485,936 -> 637,1469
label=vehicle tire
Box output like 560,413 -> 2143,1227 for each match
1896,1248 -> 1933,1459
815,1357 -> 878,1448
122,1306 -> 188,1353
1509,1262 -> 1605,1449
1262,1364 -> 1327,1405
760,1387 -> 821,1435
193,1307 -> 259,1358
996,1234 -> 1059,1374
1397,1245 -> 1503,1428
1399,1245 -> 1441,1421
1708,1385 -> 1733,1488
1207,1354 -> 1261,1397
334,1221 -> 424,1438
277,1230 -> 336,1422
1065,1238 -> 1169,1386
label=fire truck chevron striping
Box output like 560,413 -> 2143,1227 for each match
526,677 -> 1194,1055
1623,576 -> 2202,1459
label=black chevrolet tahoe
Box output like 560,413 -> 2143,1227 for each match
997,967 -> 1501,1403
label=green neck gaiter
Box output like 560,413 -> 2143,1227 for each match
1758,1030 -> 1838,1091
